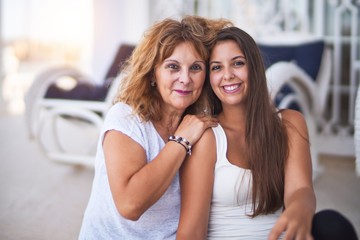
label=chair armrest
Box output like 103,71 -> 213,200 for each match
25,65 -> 92,138
314,46 -> 332,117
266,61 -> 316,112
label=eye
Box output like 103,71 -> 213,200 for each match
190,64 -> 203,71
211,65 -> 221,71
234,60 -> 245,67
166,63 -> 179,70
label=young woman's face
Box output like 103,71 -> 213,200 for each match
154,41 -> 206,114
209,40 -> 248,107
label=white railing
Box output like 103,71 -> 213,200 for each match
313,0 -> 359,156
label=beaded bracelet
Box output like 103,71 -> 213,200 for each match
168,135 -> 192,155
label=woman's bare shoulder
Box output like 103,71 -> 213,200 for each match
280,109 -> 309,138
190,127 -> 216,163
280,109 -> 306,124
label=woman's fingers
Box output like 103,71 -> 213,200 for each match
175,115 -> 218,144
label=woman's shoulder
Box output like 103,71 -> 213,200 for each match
194,127 -> 216,152
191,127 -> 217,164
280,109 -> 306,123
280,109 -> 309,136
106,102 -> 138,120
205,127 -> 216,139
104,102 -> 143,129
109,102 -> 132,114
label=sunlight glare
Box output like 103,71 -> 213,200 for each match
31,0 -> 92,46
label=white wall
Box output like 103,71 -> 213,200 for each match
91,0 -> 149,83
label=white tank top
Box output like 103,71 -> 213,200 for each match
208,125 -> 283,240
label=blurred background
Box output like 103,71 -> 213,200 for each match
0,0 -> 359,239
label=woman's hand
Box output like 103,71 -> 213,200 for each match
269,197 -> 314,240
175,114 -> 218,145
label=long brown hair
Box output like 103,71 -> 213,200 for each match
114,16 -> 232,122
209,27 -> 289,217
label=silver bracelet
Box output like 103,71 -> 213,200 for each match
168,135 -> 192,155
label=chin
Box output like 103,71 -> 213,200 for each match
174,104 -> 191,112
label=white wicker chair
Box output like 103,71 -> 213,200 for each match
25,44 -> 135,167
263,37 -> 332,180
25,70 -> 125,167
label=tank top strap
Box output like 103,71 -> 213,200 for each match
211,125 -> 228,164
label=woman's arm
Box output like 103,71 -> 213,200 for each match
177,129 -> 217,240
269,109 -> 316,240
104,115 -> 218,221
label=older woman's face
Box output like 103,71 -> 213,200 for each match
154,41 -> 206,114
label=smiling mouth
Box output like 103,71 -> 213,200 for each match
223,84 -> 241,93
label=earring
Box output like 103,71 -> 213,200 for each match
151,81 -> 157,87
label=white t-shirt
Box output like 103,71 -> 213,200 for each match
208,125 -> 282,240
79,102 -> 180,240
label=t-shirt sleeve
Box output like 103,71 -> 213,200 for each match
100,102 -> 145,149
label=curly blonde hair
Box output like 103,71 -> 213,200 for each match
114,16 -> 232,122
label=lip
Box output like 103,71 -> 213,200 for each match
222,83 -> 242,93
174,89 -> 192,95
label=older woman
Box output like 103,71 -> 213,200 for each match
79,16 -> 230,239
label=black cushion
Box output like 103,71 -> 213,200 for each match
44,44 -> 135,101
44,81 -> 109,101
258,40 -> 324,111
258,40 -> 324,80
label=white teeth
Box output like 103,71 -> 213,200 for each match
223,84 -> 240,91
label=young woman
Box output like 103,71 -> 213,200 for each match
177,26 -> 358,240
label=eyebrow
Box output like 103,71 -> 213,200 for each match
164,59 -> 206,65
210,55 -> 246,65
164,59 -> 179,64
194,60 -> 206,65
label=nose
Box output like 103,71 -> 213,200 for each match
223,67 -> 234,81
179,69 -> 191,85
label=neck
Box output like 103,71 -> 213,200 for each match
153,110 -> 183,140
218,104 -> 246,131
